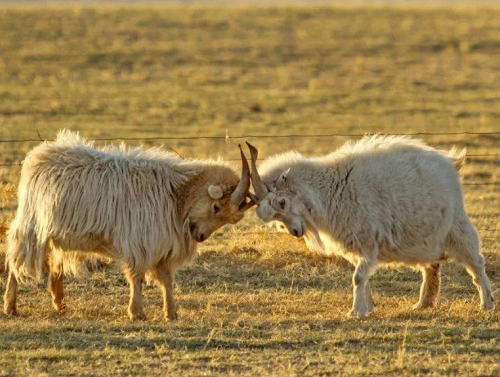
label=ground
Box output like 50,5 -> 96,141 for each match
1,3 -> 500,376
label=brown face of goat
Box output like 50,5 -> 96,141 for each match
187,145 -> 255,243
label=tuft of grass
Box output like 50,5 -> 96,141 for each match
1,3 -> 500,376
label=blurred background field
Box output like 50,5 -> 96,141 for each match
1,3 -> 500,376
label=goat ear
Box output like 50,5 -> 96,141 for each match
278,168 -> 291,184
208,185 -> 223,199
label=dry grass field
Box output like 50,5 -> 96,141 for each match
1,2 -> 500,376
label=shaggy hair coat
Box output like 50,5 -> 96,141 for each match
4,130 -> 250,320
250,136 -> 493,316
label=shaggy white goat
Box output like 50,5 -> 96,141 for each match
247,136 -> 493,317
4,131 -> 254,321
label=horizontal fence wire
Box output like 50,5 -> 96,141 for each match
1,130 -> 499,187
2,153 -> 500,165
1,130 -> 500,144
2,154 -> 500,165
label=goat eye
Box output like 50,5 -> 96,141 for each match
279,199 -> 286,210
213,203 -> 221,214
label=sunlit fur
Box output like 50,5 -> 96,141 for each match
4,130 -> 247,320
253,135 -> 493,316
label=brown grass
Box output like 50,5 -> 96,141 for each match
1,3 -> 500,376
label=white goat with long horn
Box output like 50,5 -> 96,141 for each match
247,136 -> 493,317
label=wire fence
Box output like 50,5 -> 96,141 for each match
2,130 -> 500,144
3,131 -> 500,185
0,129 -> 499,239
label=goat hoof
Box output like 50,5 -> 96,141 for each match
347,309 -> 368,318
166,311 -> 178,322
412,302 -> 434,310
129,312 -> 147,321
4,305 -> 18,316
54,301 -> 66,312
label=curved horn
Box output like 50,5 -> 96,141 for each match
246,142 -> 269,201
230,144 -> 251,206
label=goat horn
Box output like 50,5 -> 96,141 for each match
230,144 -> 251,207
246,142 -> 269,201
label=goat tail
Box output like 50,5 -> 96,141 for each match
449,147 -> 466,172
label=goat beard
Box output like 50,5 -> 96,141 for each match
301,207 -> 326,255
